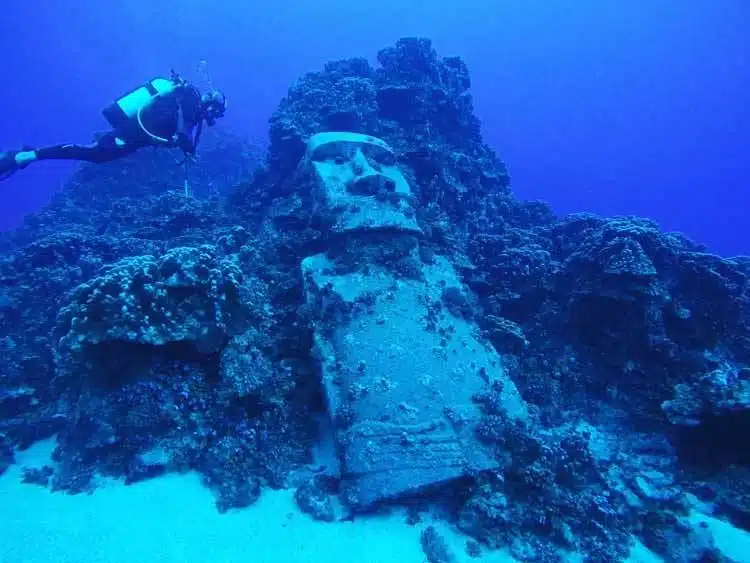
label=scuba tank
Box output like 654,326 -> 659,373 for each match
102,76 -> 179,138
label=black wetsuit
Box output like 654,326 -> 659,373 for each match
35,84 -> 203,163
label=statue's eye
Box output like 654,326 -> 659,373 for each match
333,154 -> 347,165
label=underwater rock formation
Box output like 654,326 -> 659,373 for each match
662,365 -> 750,428
55,246 -> 250,356
0,36 -> 748,562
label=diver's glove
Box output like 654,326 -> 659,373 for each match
173,133 -> 196,156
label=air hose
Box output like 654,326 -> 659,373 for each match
137,106 -> 171,144
137,105 -> 192,197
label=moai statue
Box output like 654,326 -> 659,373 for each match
299,132 -> 527,509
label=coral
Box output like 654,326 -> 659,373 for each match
294,475 -> 337,522
420,526 -> 458,563
199,433 -> 263,513
55,246 -> 247,357
663,365 -> 750,427
220,328 -> 284,399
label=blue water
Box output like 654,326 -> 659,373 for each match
1,0 -> 748,256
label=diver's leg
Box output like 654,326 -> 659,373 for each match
33,132 -> 141,163
1,133 -> 143,180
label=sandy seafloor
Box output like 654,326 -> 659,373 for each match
2,439 -> 748,563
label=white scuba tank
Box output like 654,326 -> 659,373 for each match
102,77 -> 177,135
116,78 -> 175,117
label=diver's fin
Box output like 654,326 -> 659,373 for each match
0,148 -> 35,181
0,152 -> 20,181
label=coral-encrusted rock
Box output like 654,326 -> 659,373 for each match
220,327 -> 293,402
662,364 -> 750,470
548,213 -> 750,402
663,365 -> 750,427
252,36 -> 513,262
55,246 -> 248,361
598,236 -> 658,277
294,475 -> 337,522
420,525 -> 458,563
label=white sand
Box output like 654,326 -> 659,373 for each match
625,505 -> 750,563
688,510 -> 750,562
625,540 -> 662,563
5,439 -> 747,563
1,438 -> 514,563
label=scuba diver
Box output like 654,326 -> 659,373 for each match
0,70 -> 227,180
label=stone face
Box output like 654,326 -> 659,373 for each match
302,132 -> 422,235
297,130 -> 526,509
303,250 -> 526,508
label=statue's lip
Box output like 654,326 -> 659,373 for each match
331,224 -> 424,236
345,191 -> 418,206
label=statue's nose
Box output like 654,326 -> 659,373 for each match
351,174 -> 395,196
352,149 -> 374,176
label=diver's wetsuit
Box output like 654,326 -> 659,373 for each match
35,132 -> 141,163
35,83 -> 203,163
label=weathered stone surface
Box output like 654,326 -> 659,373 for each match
303,250 -> 525,508
301,131 -> 422,235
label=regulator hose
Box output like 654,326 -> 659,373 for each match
137,106 -> 171,144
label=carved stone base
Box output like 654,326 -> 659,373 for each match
303,250 -> 526,508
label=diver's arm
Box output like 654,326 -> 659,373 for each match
173,84 -> 202,155
174,119 -> 197,155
